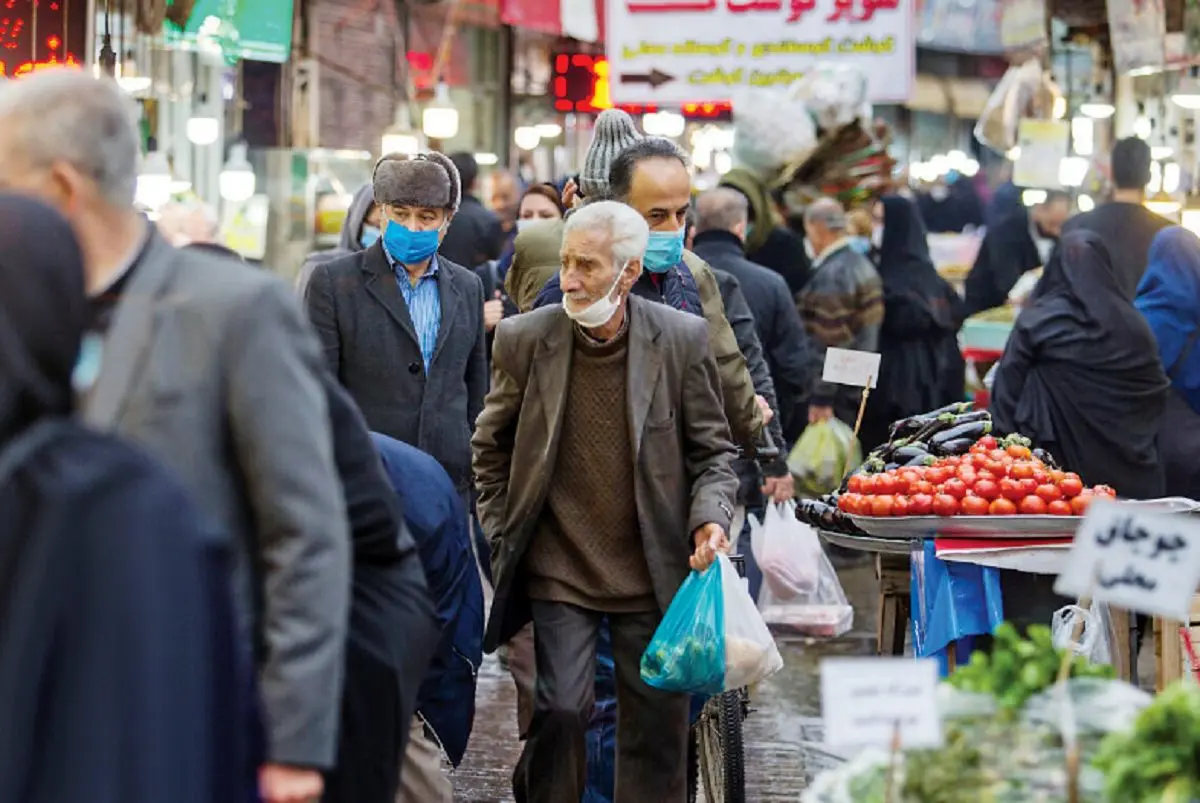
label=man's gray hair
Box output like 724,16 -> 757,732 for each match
803,197 -> 848,232
695,187 -> 749,234
608,137 -> 690,202
563,200 -> 650,266
0,69 -> 140,208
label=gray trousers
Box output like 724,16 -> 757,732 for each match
514,600 -> 690,803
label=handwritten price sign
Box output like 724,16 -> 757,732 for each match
820,658 -> 942,749
1055,500 -> 1200,621
822,347 -> 881,389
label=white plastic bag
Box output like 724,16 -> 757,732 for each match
750,501 -> 822,599
1052,603 -> 1115,666
718,554 -> 784,688
758,543 -> 854,638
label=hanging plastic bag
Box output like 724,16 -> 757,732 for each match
758,543 -> 854,638
1052,603 -> 1115,666
788,418 -> 861,498
641,554 -> 783,694
749,501 -> 822,600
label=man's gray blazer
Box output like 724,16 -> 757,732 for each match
303,242 -> 487,493
82,231 -> 351,769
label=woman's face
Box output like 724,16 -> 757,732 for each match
519,193 -> 562,221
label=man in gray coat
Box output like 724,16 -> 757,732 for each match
304,152 -> 488,498
0,71 -> 351,803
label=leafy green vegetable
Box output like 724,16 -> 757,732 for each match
947,623 -> 1114,715
1093,681 -> 1200,803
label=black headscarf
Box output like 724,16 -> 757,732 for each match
991,231 -> 1169,497
876,195 -> 962,333
0,195 -> 87,441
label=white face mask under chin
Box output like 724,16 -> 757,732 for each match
563,261 -> 628,329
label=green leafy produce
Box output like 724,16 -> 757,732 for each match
947,623 -> 1114,715
1093,681 -> 1200,803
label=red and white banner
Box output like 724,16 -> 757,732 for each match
502,0 -> 602,41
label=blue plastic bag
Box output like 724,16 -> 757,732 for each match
640,554 -> 783,694
640,561 -> 726,694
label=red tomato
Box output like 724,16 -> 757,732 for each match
990,497 -> 1017,515
1000,478 -> 1025,501
1093,484 -> 1118,499
984,460 -> 1007,476
1071,494 -> 1094,515
1006,444 -> 1033,459
974,479 -> 1001,501
870,495 -> 895,517
910,480 -> 935,496
961,496 -> 990,516
1019,478 -> 1039,496
969,444 -> 989,456
1019,495 -> 1048,515
858,475 -> 877,495
892,496 -> 911,517
1049,469 -> 1066,484
1047,500 -> 1073,516
932,494 -> 960,516
943,478 -> 968,499
1058,477 -> 1084,498
970,453 -> 990,469
899,470 -> 921,487
957,464 -> 978,482
837,494 -> 853,512
1036,483 -> 1063,502
847,474 -> 865,494
910,494 -> 934,515
1009,462 -> 1035,481
927,467 -> 952,484
1032,469 -> 1051,485
879,473 -> 903,495
977,435 -> 998,450
1063,472 -> 1082,483
989,449 -> 1008,462
941,456 -> 962,467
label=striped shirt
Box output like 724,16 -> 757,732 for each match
391,254 -> 442,372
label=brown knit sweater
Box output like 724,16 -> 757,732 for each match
524,321 -> 657,612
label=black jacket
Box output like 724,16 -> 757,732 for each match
440,195 -> 504,269
963,209 -> 1041,317
693,230 -> 811,444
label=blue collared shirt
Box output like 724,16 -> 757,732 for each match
389,252 -> 442,372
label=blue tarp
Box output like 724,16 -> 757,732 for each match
910,540 -> 1005,677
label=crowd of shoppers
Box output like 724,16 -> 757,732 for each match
4,63 -> 1198,803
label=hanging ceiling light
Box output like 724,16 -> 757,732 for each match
115,57 -> 152,95
1077,194 -> 1095,212
381,103 -> 422,156
187,94 -> 221,146
535,123 -> 563,138
1152,145 -> 1174,161
1172,67 -> 1200,109
219,142 -> 256,203
513,126 -> 541,150
135,151 -> 173,210
1079,101 -> 1116,119
1145,190 -> 1181,216
1058,156 -> 1090,188
422,83 -> 459,141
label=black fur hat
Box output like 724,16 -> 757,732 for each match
372,151 -> 462,212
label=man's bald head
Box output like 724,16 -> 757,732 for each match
695,188 -> 750,237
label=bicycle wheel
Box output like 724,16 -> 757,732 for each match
718,690 -> 746,803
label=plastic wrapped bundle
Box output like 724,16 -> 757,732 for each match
975,59 -> 1063,154
792,64 -> 870,133
730,87 -> 818,178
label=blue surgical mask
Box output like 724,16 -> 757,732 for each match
360,224 -> 381,249
383,221 -> 441,264
643,229 -> 685,274
72,332 -> 104,394
848,236 -> 872,255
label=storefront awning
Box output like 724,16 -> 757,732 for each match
905,75 -> 994,119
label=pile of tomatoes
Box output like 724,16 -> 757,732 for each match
837,435 -> 1117,518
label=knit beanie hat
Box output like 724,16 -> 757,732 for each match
372,151 -> 462,212
579,109 -> 642,199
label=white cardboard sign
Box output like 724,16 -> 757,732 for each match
821,657 -> 942,750
1055,500 -> 1200,621
822,347 -> 881,389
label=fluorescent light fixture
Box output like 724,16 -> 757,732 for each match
382,103 -> 422,155
1152,145 -> 1174,161
1052,96 -> 1067,119
1071,117 -> 1094,156
1058,156 -> 1089,188
1164,162 -> 1182,194
1171,92 -> 1200,110
219,143 -> 256,203
1146,193 -> 1181,215
422,84 -> 459,140
1080,102 -> 1115,119
513,126 -> 540,150
535,123 -> 563,138
135,151 -> 172,210
186,115 -> 220,146
1022,189 -> 1047,206
474,152 -> 499,166
1077,194 -> 1095,212
1007,146 -> 1022,161
960,158 -> 980,178
1134,115 -> 1153,140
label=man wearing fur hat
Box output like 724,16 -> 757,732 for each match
304,152 -> 488,504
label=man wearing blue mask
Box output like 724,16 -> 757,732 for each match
304,152 -> 489,515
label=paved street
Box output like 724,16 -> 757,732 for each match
452,559 -> 880,801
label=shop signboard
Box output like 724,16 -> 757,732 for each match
165,0 -> 295,64
916,0 -> 1005,54
1107,0 -> 1165,75
0,0 -> 88,79
1012,118 -> 1069,190
605,0 -> 916,105
997,0 -> 1046,51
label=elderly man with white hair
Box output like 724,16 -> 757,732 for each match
0,69 -> 350,803
799,197 -> 885,426
473,200 -> 738,801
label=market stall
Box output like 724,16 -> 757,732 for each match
796,402 -> 1200,685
